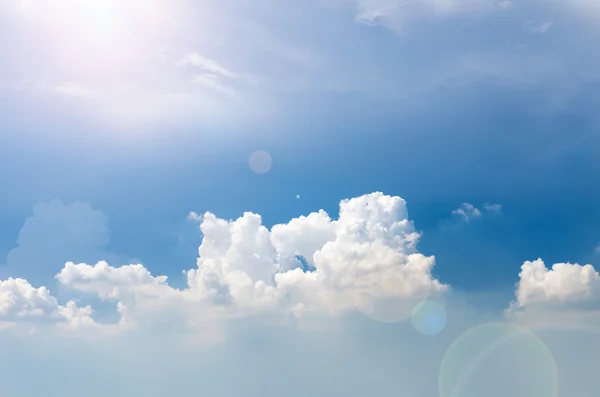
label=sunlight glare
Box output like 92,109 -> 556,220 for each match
14,0 -> 177,75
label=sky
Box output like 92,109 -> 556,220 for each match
1,0 -> 600,396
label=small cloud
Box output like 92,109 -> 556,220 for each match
177,53 -> 239,79
452,203 -> 482,222
187,211 -> 203,222
524,20 -> 553,34
452,202 -> 502,222
510,259 -> 600,311
483,203 -> 503,213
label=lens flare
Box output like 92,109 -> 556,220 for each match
411,300 -> 447,336
439,322 -> 558,397
249,150 -> 273,174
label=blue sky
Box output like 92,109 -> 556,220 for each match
1,0 -> 600,396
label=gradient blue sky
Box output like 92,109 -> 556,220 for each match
1,1 -> 600,396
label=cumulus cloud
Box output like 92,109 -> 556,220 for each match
55,261 -> 223,338
512,259 -> 600,310
0,194 -> 599,397
0,193 -> 448,335
2,200 -> 114,285
186,192 -> 448,321
0,277 -> 96,331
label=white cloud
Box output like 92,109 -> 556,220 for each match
186,192 -> 448,321
55,261 -> 223,338
191,74 -> 239,97
353,0 -> 508,29
511,259 -> 600,310
524,20 -> 554,34
0,278 -> 63,321
0,192 -> 447,335
0,194 -> 599,397
483,203 -> 503,212
178,52 -> 240,79
0,277 -> 95,329
452,202 -> 502,222
188,211 -> 203,222
177,52 -> 259,98
452,202 -> 482,221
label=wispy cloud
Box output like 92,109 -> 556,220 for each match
49,82 -> 96,98
524,20 -> 554,34
353,0 -> 508,29
177,53 -> 240,79
191,74 -> 238,97
452,202 -> 482,222
177,52 -> 258,98
452,202 -> 502,222
3,80 -> 96,99
483,203 -> 503,213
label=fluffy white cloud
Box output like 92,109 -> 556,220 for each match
0,277 -> 95,330
186,192 -> 448,321
512,259 -> 600,310
0,193 -> 448,335
56,261 -> 223,338
0,195 -> 599,397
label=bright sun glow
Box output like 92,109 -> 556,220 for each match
14,0 -> 176,75
5,0 -> 245,127
20,0 -> 130,37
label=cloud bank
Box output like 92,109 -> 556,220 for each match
0,193 -> 599,397
1,193 -> 449,336
2,193 -> 599,337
